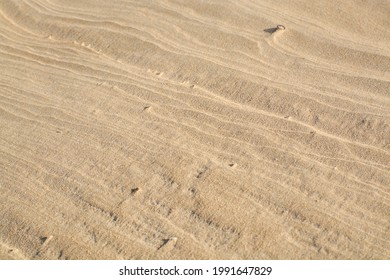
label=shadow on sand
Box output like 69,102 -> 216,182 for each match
263,27 -> 278,34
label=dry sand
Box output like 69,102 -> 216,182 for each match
0,0 -> 389,260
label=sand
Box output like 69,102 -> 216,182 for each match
0,0 -> 389,260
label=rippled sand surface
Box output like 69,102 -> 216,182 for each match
1,0 -> 389,259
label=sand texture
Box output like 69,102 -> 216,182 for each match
0,0 -> 389,260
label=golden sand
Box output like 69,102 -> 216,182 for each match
0,0 -> 389,259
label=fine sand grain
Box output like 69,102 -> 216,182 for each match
0,0 -> 389,259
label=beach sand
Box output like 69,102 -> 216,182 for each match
0,0 -> 389,259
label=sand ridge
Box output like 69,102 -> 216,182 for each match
0,0 -> 389,259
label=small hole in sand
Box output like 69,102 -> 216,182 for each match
158,237 -> 178,250
131,187 -> 140,195
39,236 -> 48,243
